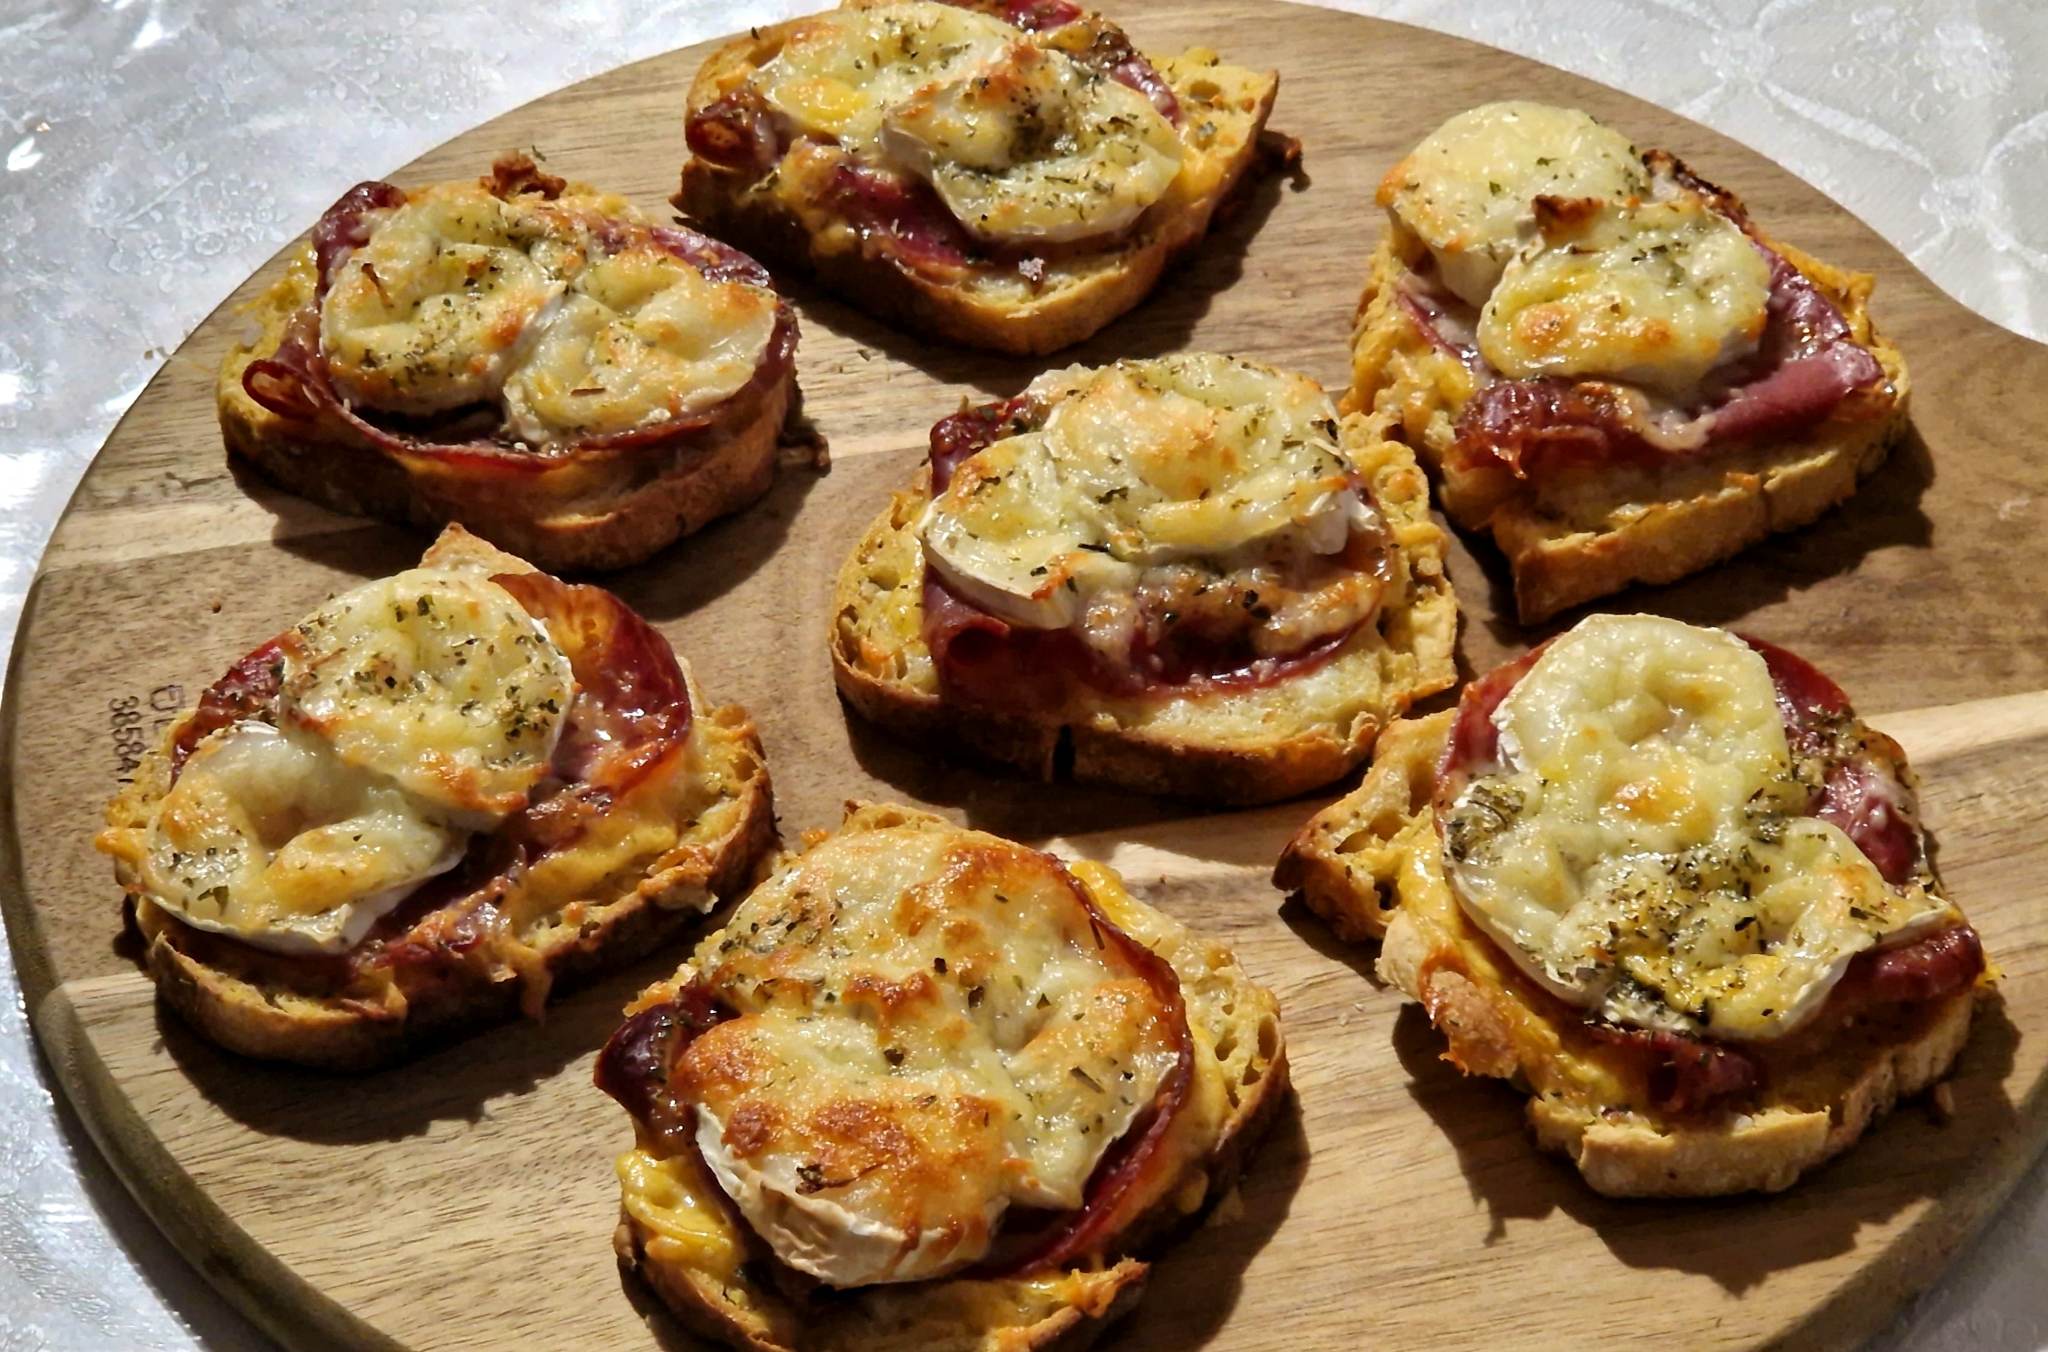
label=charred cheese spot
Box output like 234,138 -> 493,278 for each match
673,822 -> 1181,1287
501,242 -> 779,444
280,568 -> 574,827
1380,101 -> 1647,307
138,720 -> 467,955
755,1 -> 1181,245
1442,615 -> 1954,1041
1478,197 -> 1771,394
920,353 -> 1387,662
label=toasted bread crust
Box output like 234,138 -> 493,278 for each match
219,246 -> 798,573
1344,219 -> 1911,623
1272,709 -> 1453,944
613,803 -> 1290,1352
679,16 -> 1279,355
1277,709 -> 1984,1197
615,1213 -> 1149,1352
829,421 -> 1458,805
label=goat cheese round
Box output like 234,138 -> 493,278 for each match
1478,196 -> 1772,395
921,353 -> 1381,649
759,1 -> 1182,246
279,567 -> 575,828
674,820 -> 1183,1286
140,720 -> 468,956
1441,615 -> 1952,1042
1380,101 -> 1647,308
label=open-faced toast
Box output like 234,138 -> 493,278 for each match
1276,615 -> 1987,1195
1344,102 -> 1909,623
599,802 -> 1288,1350
831,353 -> 1458,805
221,153 -> 802,573
678,0 -> 1280,355
96,526 -> 776,1069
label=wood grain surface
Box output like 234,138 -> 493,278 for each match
5,3 -> 2048,1349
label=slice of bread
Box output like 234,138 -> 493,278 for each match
829,414 -> 1458,805
220,190 -> 801,574
1345,224 -> 1910,624
96,528 -> 777,1070
678,6 -> 1279,355
1271,709 -> 1454,945
610,802 -> 1289,1351
1275,709 -> 1985,1196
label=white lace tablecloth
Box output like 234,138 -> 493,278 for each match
2,2 -> 2043,1347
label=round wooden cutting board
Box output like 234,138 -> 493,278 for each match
6,3 -> 2048,1349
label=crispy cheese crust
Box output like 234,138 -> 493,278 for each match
220,243 -> 799,574
98,528 -> 778,1070
1275,710 -> 1985,1196
828,416 -> 1457,804
1344,228 -> 1911,624
678,9 -> 1279,355
613,803 -> 1290,1351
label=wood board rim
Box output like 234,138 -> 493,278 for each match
4,4 -> 2047,1350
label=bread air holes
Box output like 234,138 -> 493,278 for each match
1373,598 -> 1403,647
1252,1015 -> 1280,1075
1052,725 -> 1077,781
1364,797 -> 1414,841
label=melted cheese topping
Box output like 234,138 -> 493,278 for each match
1441,615 -> 1951,1041
879,38 -> 1181,245
138,566 -> 578,956
320,182 -> 776,446
757,1 -> 1181,245
761,1 -> 1011,144
1380,101 -> 1647,307
321,185 -> 574,415
673,821 -> 1182,1287
616,1147 -> 746,1281
1478,197 -> 1772,395
922,353 -> 1382,647
280,568 -> 574,827
500,242 -> 779,445
139,721 -> 466,954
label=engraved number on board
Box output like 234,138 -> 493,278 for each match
110,685 -> 185,784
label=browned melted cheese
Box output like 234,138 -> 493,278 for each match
671,816 -> 1183,1286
